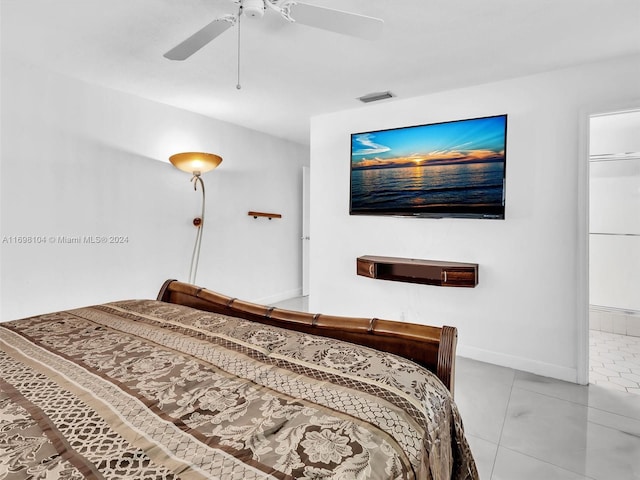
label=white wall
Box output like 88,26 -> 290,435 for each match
589,111 -> 640,312
309,54 -> 640,383
590,110 -> 640,156
1,56 -> 309,321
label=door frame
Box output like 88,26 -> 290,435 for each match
302,166 -> 310,296
577,102 -> 640,385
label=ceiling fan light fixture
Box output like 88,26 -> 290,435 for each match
243,0 -> 266,18
357,91 -> 395,103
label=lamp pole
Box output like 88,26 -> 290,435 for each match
189,173 -> 206,284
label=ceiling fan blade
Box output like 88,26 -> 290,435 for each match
288,2 -> 383,40
164,16 -> 236,61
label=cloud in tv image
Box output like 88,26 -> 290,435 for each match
350,114 -> 507,219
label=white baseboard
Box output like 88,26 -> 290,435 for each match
254,287 -> 303,306
457,343 -> 579,384
590,304 -> 640,316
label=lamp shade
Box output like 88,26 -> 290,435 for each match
169,152 -> 222,174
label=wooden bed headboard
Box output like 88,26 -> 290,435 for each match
157,279 -> 458,395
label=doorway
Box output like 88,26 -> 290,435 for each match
588,110 -> 640,394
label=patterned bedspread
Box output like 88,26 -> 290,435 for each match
0,300 -> 478,480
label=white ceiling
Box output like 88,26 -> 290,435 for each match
2,0 -> 639,145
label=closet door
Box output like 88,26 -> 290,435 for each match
589,154 -> 640,314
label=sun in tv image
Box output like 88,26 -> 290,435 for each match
350,114 -> 507,219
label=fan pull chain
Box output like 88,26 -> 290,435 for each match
236,7 -> 242,90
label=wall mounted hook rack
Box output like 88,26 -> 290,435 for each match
248,211 -> 282,220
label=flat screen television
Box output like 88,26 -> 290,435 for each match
350,114 -> 507,219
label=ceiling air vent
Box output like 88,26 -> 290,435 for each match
357,91 -> 395,103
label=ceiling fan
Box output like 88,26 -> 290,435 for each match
163,0 -> 384,61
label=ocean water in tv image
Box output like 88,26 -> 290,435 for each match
351,161 -> 504,215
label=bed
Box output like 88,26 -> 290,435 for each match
0,279 -> 478,480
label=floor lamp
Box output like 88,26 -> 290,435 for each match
169,152 -> 223,285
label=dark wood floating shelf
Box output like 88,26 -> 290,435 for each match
248,211 -> 282,220
357,255 -> 478,288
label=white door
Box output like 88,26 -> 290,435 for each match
302,166 -> 310,296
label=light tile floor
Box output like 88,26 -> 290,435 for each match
271,297 -> 640,479
270,295 -> 309,312
589,329 -> 640,395
456,357 -> 640,480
